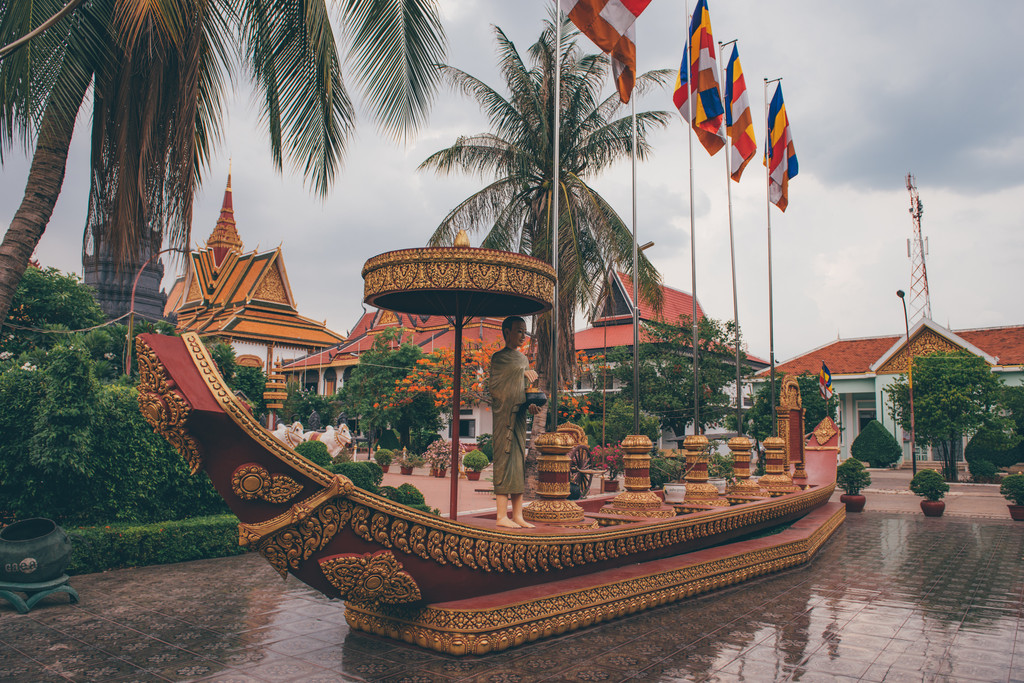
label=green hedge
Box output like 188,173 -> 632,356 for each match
65,514 -> 245,575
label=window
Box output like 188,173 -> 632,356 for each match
460,419 -> 476,438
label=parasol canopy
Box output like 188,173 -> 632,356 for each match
362,233 -> 555,520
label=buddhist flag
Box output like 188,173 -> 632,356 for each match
672,0 -> 726,155
560,0 -> 654,103
724,45 -> 756,181
819,361 -> 834,401
766,83 -> 799,211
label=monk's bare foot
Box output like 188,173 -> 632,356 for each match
513,517 -> 535,528
496,518 -> 520,528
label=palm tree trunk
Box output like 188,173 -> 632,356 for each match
0,75 -> 90,327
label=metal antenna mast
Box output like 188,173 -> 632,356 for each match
905,173 -> 932,322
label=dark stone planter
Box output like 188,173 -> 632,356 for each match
840,494 -> 866,513
920,500 -> 945,517
0,518 -> 71,583
1008,504 -> 1024,521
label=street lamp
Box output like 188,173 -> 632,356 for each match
896,290 -> 916,475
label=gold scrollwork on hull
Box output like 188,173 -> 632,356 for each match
136,337 -> 202,474
320,551 -> 421,605
344,506 -> 846,656
249,500 -> 352,578
231,464 -> 303,504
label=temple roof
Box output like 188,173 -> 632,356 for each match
206,172 -> 243,266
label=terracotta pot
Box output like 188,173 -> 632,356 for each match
380,465 -> 390,474
920,500 -> 945,517
400,466 -> 414,475
1008,504 -> 1024,521
602,479 -> 620,493
466,471 -> 481,481
431,468 -> 447,478
840,494 -> 866,513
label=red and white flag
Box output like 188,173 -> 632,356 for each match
560,0 -> 653,103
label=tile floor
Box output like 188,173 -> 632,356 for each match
0,513 -> 1022,682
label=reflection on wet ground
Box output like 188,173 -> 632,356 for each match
1,513 -> 1022,682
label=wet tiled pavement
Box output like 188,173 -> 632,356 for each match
1,513 -> 1022,682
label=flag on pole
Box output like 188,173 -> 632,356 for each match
560,0 -> 653,103
819,361 -> 834,401
766,83 -> 799,211
724,45 -> 756,181
672,0 -> 726,155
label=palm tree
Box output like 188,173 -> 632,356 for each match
420,15 -> 669,407
0,0 -> 446,325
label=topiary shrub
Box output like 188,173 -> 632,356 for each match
968,459 -> 998,483
379,482 -> 433,513
330,461 -> 383,493
476,433 -> 493,462
850,420 -> 902,468
463,450 -> 489,472
910,469 -> 949,501
837,457 -> 872,495
1000,474 -> 1024,505
295,440 -> 331,468
373,448 -> 394,467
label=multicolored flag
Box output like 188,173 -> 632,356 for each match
766,83 -> 799,211
672,0 -> 726,155
819,361 -> 834,401
560,0 -> 653,103
724,45 -> 756,181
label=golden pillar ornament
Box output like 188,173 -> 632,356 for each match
523,432 -> 595,526
758,436 -> 799,496
598,435 -> 675,521
677,434 -> 730,511
726,436 -> 764,502
263,360 -> 287,429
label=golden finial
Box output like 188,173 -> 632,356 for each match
453,230 -> 471,248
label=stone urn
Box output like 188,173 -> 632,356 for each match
0,519 -> 72,584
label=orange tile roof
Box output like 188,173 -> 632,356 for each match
609,272 -> 705,325
957,326 -> 1024,366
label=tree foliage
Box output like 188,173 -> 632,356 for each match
1,266 -> 103,355
886,351 -> 1007,481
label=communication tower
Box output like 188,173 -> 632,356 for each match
905,173 -> 932,322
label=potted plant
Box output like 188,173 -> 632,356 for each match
373,448 -> 393,474
424,439 -> 467,477
398,449 -> 422,475
462,450 -> 489,481
909,469 -> 950,517
836,458 -> 871,512
593,443 -> 625,492
1000,473 -> 1024,521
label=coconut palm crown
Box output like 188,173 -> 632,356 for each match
420,15 -> 670,393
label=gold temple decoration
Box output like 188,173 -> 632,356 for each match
136,337 -> 203,474
524,432 -> 595,526
344,505 -> 846,656
778,375 -> 802,411
599,435 -> 675,521
812,418 -> 838,446
453,230 -> 471,248
320,551 -> 421,605
758,436 -> 798,496
231,464 -> 303,504
263,361 -> 286,412
726,436 -> 764,502
676,434 -> 729,512
875,328 -> 963,374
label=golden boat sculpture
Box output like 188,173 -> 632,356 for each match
136,332 -> 844,656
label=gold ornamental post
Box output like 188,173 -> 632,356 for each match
598,435 -> 675,522
523,432 -> 596,527
758,435 -> 798,496
676,434 -> 730,513
726,435 -> 765,503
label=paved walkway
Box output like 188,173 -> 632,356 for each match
829,468 -> 1011,519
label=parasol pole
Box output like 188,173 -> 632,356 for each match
450,316 -> 464,520
549,4 -> 562,432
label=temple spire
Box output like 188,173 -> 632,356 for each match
207,168 -> 243,265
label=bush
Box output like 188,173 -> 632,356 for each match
1000,474 -> 1024,505
836,458 -> 871,495
966,424 -> 1020,470
379,482 -> 433,514
295,440 -> 331,468
377,429 -> 401,451
850,420 -> 902,468
476,433 -> 494,462
65,515 -> 244,575
968,459 -> 999,483
909,469 -> 949,501
329,461 -> 383,493
373,448 -> 394,467
649,456 -> 684,489
463,450 -> 489,472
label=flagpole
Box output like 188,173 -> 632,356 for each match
631,99 -> 640,436
765,77 -> 781,435
720,39 -> 743,436
685,4 -> 700,436
550,7 -> 562,431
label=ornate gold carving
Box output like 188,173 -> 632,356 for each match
813,418 -> 838,446
231,464 -> 303,503
778,375 -> 802,410
556,423 -> 588,446
136,337 -> 203,474
759,436 -> 798,495
320,551 -> 421,605
244,499 -> 352,578
253,263 -> 287,303
876,328 -> 964,374
523,500 -> 591,524
344,506 -> 846,656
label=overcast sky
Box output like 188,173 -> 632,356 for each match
3,0 -> 1022,363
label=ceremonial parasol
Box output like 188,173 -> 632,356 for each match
362,231 -> 555,520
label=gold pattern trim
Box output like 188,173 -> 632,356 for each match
136,338 -> 203,474
813,418 -> 838,446
778,375 -> 802,411
231,464 -> 303,504
320,551 -> 421,605
876,328 -> 964,374
345,506 -> 846,656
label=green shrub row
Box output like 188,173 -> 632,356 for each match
65,514 -> 245,575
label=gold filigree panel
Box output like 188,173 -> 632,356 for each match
136,338 -> 202,474
876,328 -> 965,374
778,375 -> 802,411
253,263 -> 288,303
812,418 -> 838,446
320,551 -> 421,604
231,464 -> 303,504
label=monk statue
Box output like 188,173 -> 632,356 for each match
488,316 -> 541,528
